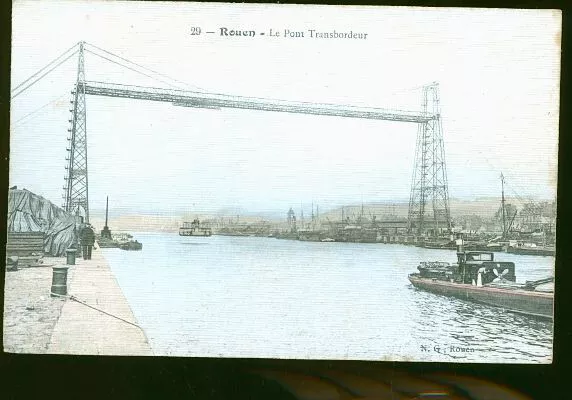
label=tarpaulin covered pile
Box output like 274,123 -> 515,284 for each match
7,188 -> 78,256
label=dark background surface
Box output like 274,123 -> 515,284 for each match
1,1 -> 570,399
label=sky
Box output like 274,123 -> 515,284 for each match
10,1 -> 561,217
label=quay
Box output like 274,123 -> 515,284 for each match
4,247 -> 152,355
3,256 -> 64,353
48,247 -> 152,355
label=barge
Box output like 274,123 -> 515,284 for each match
507,242 -> 555,257
408,239 -> 554,319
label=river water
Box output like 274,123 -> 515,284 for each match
102,233 -> 554,363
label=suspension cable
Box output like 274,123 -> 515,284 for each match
84,49 -> 185,90
11,93 -> 69,128
11,49 -> 79,100
11,42 -> 79,93
84,42 -> 424,112
84,41 -> 206,91
84,41 -> 408,109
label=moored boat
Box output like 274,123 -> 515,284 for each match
298,229 -> 323,242
118,240 -> 143,251
507,242 -> 555,257
96,232 -> 143,251
408,238 -> 554,319
333,225 -> 377,243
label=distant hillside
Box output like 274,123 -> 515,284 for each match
90,214 -> 181,233
88,196 -> 553,232
317,196 -> 537,222
89,212 -> 273,233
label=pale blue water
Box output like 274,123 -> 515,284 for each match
103,233 -> 554,363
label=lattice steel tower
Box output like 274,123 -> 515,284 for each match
408,82 -> 451,235
63,41 -> 89,222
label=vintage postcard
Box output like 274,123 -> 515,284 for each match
5,1 -> 560,363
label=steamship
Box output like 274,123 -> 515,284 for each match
179,219 -> 212,237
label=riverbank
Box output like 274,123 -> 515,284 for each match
4,248 -> 152,355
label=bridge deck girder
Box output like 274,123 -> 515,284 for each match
81,81 -> 435,123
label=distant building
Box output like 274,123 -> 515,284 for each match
287,207 -> 297,231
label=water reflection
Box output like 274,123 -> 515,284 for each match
410,286 -> 552,362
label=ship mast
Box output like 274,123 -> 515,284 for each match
105,196 -> 109,228
311,201 -> 314,222
100,195 -> 112,239
501,173 -> 507,239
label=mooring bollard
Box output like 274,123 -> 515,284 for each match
6,256 -> 19,271
51,265 -> 69,297
66,248 -> 77,265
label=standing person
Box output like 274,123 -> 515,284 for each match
80,224 -> 96,260
74,221 -> 85,258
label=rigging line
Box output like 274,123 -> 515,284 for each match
504,186 -> 528,208
69,295 -> 144,331
494,166 -> 535,207
498,176 -> 532,208
51,293 -> 144,331
474,146 -> 550,203
462,149 -> 528,206
495,168 -> 538,205
473,148 -> 518,192
504,180 -> 536,206
11,42 -> 79,93
503,173 -> 546,202
84,49 -> 183,89
11,93 -> 69,127
84,41 -> 207,92
11,49 -> 79,100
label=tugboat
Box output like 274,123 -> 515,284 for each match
179,219 -> 212,237
408,235 -> 554,319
